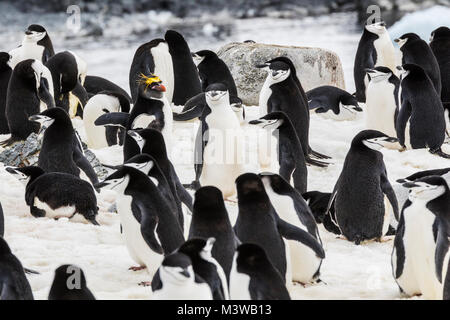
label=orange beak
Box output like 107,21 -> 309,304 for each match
153,84 -> 166,92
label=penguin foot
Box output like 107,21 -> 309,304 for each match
138,281 -> 152,287
293,281 -> 307,287
430,147 -> 450,159
129,266 -> 146,271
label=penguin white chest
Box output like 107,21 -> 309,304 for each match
373,33 -> 397,73
259,81 -> 272,116
229,256 -> 252,300
34,197 -> 76,219
401,202 -> 442,299
116,195 -> 163,275
365,81 -> 397,137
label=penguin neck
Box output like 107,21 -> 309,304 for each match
26,168 -> 45,186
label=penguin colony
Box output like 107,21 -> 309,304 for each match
0,20 -> 449,301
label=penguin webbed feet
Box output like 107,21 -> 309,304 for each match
430,147 -> 450,159
138,281 -> 152,287
129,265 -> 147,272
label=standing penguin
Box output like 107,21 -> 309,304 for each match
259,173 -> 324,284
165,30 -> 202,106
328,130 -> 399,244
392,176 -> 449,299
5,166 -> 99,225
234,173 -> 325,282
192,50 -> 237,97
129,39 -> 174,104
365,67 -> 400,138
396,64 -> 449,157
45,51 -> 89,118
9,24 -> 55,68
96,166 -> 185,277
2,59 -> 54,146
151,252 -> 213,300
29,107 -> 99,186
306,85 -> 362,121
353,21 -> 397,102
230,243 -> 291,300
83,91 -> 130,149
177,238 -> 229,300
188,186 -> 237,279
395,33 -> 441,95
257,59 -> 329,168
0,52 -> 12,134
48,265 -> 95,300
192,83 -> 244,198
249,111 -> 308,193
0,237 -> 34,300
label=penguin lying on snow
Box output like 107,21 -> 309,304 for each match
95,166 -> 185,279
153,238 -> 229,300
392,176 -> 449,299
6,166 -> 99,225
306,85 -> 362,121
48,265 -> 95,300
29,107 -> 99,186
234,173 -> 325,283
151,252 -> 213,300
353,21 -> 397,102
188,186 -> 238,280
257,58 -> 330,167
192,50 -> 238,97
230,243 -> 291,300
395,33 -> 441,95
0,52 -> 12,134
396,64 -> 449,158
83,91 -> 130,149
0,237 -> 34,300
365,67 -> 400,139
328,130 -> 399,245
260,173 -> 323,284
9,24 -> 55,68
249,111 -> 308,194
2,59 -> 55,146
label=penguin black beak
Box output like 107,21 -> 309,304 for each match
89,218 -> 100,226
5,167 -> 18,175
272,70 -> 278,77
28,115 -> 40,122
396,178 -> 409,184
353,105 -> 363,112
384,137 -> 398,143
179,269 -> 190,278
396,66 -> 404,71
365,68 -> 375,74
402,181 -> 420,188
248,120 -> 262,125
25,30 -> 32,35
94,181 -> 109,189
255,63 -> 268,69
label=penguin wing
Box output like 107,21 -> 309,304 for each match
435,221 -> 450,283
72,136 -> 99,186
151,269 -> 163,292
276,217 -> 325,259
392,208 -> 407,279
395,100 -> 412,147
136,200 -> 164,254
308,98 -> 328,111
173,95 -> 206,121
380,169 -> 399,221
292,194 -> 321,239
94,112 -> 129,128
267,95 -> 281,113
325,186 -> 341,232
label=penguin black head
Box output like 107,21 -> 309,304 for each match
48,264 -> 94,300
160,252 -> 195,282
127,128 -> 168,160
95,166 -> 138,194
137,73 -> 166,99
29,107 -> 71,133
364,21 -> 387,35
205,83 -> 229,106
234,243 -> 272,274
430,26 -> 450,42
5,165 -> 45,186
99,91 -> 131,113
192,50 -> 216,66
248,111 -> 288,130
0,52 -> 10,70
394,33 -> 421,48
258,60 -> 291,82
193,186 -> 227,219
178,238 -> 216,260
259,172 -> 291,194
235,173 -> 269,203
0,236 -> 12,256
365,66 -> 395,83
123,153 -> 155,175
401,175 -> 449,202
24,24 -> 48,42
351,129 -> 398,151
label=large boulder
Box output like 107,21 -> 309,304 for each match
217,42 -> 345,106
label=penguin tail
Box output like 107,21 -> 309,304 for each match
183,180 -> 201,191
309,148 -> 331,160
306,156 -> 329,168
430,147 -> 450,159
84,210 -> 100,226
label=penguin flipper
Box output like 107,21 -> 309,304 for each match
73,145 -> 99,186
173,97 -> 205,121
435,221 -> 450,283
430,147 -> 450,159
276,217 -> 325,259
395,100 -> 412,147
393,209 -> 407,280
403,168 -> 450,181
138,203 -> 164,254
325,188 -> 341,233
380,169 -> 399,221
151,269 -> 163,292
94,112 -> 129,128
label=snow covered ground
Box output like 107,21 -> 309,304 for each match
1,8 -> 449,300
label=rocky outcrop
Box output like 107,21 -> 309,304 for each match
0,133 -> 109,179
217,42 -> 345,106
